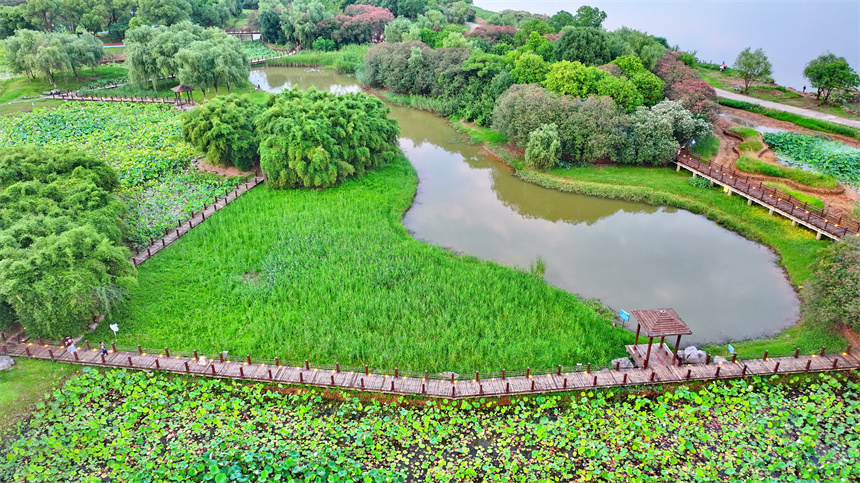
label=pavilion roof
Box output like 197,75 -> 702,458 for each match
171,84 -> 194,93
631,308 -> 692,338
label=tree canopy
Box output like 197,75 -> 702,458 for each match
257,88 -> 400,189
0,147 -> 135,338
803,53 -> 860,102
801,236 -> 860,331
733,47 -> 773,94
1,29 -> 103,87
181,94 -> 262,171
554,26 -> 610,66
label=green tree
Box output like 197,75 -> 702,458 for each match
124,26 -> 161,89
554,26 -> 610,66
0,147 -> 134,339
257,88 -> 400,189
32,32 -> 70,88
572,5 -> 606,28
176,39 -> 216,98
733,47 -> 772,94
594,75 -> 642,113
66,32 -> 103,78
647,100 -> 711,145
182,94 -> 262,170
279,0 -> 330,47
549,10 -> 574,32
543,60 -> 606,97
803,53 -> 860,102
525,123 -> 561,170
801,236 -> 860,331
510,52 -> 549,84
606,27 -> 666,71
618,106 -> 678,166
630,71 -> 665,107
139,0 -> 192,26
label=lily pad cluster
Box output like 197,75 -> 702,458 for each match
0,103 -> 242,248
764,131 -> 860,184
1,369 -> 858,482
242,41 -> 284,61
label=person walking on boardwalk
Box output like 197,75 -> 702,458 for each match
100,342 -> 108,356
64,336 -> 77,355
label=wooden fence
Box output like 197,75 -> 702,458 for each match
2,335 -> 857,400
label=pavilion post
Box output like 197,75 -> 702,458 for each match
643,337 -> 654,369
633,324 -> 641,346
673,334 -> 682,364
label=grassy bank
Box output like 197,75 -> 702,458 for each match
265,44 -> 370,70
736,155 -> 839,189
2,369 -> 858,482
0,65 -> 127,104
94,154 -> 632,373
719,98 -> 860,140
0,359 -> 80,438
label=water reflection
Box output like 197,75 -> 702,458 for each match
254,67 -> 800,345
249,68 -> 362,95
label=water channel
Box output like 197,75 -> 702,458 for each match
250,66 -> 800,345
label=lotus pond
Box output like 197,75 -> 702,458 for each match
764,131 -> 860,184
0,103 -> 243,247
1,368 -> 858,482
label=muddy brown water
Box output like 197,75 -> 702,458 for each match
251,67 -> 800,345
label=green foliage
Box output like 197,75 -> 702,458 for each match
0,147 -> 135,338
594,74 -> 642,113
619,104 -> 678,165
803,52 -> 860,102
802,237 -> 860,331
739,139 -> 763,152
606,27 -> 666,71
572,5 -> 607,28
733,47 -> 773,94
687,175 -> 711,189
554,26 -> 610,66
3,370 -> 860,481
730,125 -> 760,138
735,155 -> 839,189
763,131 -> 860,184
524,122 -> 560,169
509,51 -> 548,84
182,94 -> 262,171
543,60 -> 606,97
312,35 -> 335,51
138,0 -> 192,26
241,40 -> 282,60
1,29 -> 104,87
690,134 -> 720,161
677,51 -> 696,67
0,103 -> 240,248
609,55 -> 646,77
719,98 -> 860,140
257,88 -> 399,188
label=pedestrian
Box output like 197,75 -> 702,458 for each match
803,85 -> 806,93
100,342 -> 108,356
65,336 -> 77,355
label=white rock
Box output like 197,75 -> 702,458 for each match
0,355 -> 16,371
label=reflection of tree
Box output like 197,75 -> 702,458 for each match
489,168 -> 661,226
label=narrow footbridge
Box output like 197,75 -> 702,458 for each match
2,337 -> 857,400
675,154 -> 859,240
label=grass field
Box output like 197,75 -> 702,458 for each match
93,154 -> 632,373
0,65 -> 127,104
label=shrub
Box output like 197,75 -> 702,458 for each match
257,88 -> 400,189
181,94 -> 262,171
524,123 -> 561,169
801,236 -> 860,331
688,176 -> 711,188
312,37 -> 336,51
655,51 -> 718,121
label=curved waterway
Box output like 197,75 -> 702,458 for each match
251,67 -> 800,345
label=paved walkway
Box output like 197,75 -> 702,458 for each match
715,88 -> 860,129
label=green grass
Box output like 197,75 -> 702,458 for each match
748,85 -> 803,102
701,319 -> 844,357
729,126 -> 760,138
0,66 -> 127,104
95,154 -> 632,373
738,139 -> 763,152
690,134 -> 720,160
0,359 -> 80,437
763,181 -> 825,209
471,6 -> 496,19
719,98 -> 860,140
267,44 -> 371,69
736,155 -> 839,189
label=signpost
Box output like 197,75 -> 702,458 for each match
109,324 -> 119,339
619,310 -> 630,328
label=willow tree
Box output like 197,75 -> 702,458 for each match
256,88 -> 400,189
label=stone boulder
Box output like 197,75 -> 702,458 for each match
684,349 -> 708,364
712,355 -> 729,364
0,355 -> 15,371
611,357 -> 634,370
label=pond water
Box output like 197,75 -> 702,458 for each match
252,66 -> 800,345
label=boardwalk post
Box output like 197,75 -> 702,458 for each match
365,364 -> 368,376
155,358 -> 160,370
531,380 -> 535,391
395,367 -> 398,378
85,340 -> 90,350
475,371 -> 479,382
147,248 -> 151,257
25,346 -> 31,357
128,356 -> 133,367
557,365 -> 561,375
741,365 -> 747,376
706,353 -> 711,364
593,375 -> 598,387
194,350 -> 198,361
563,378 -> 567,388
220,352 -> 224,363
773,362 -> 779,373
211,365 -> 216,375
795,348 -> 800,358
805,359 -> 812,372
685,369 -> 691,380
502,369 -> 505,379
820,346 -> 826,356
331,375 -> 335,386
832,358 -> 838,369
391,381 -> 394,391
268,369 -> 272,380
424,370 -> 427,380
138,345 -> 142,355
526,367 -> 530,378
299,373 -> 303,383
450,373 -> 454,384
615,361 -> 620,371
650,371 -> 655,382
715,366 -> 720,377
361,378 -> 364,388
48,349 -> 54,360
506,382 -> 510,393
622,374 -> 628,385
74,351 -> 79,361
731,353 -> 737,363
763,350 -> 768,360
165,348 -> 170,357
275,357 -> 279,367
239,366 -> 244,378
246,354 -> 251,364
101,353 -> 106,364
185,361 -> 190,372
112,342 -> 116,352
586,363 -> 591,374
452,386 -> 455,397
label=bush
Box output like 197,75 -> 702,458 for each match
801,236 -> 860,331
524,123 -> 561,169
257,88 -> 400,189
312,37 -> 336,52
688,176 -> 711,188
0,147 -> 135,338
181,94 -> 262,171
735,155 -> 839,188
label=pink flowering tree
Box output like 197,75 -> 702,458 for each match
317,5 -> 394,46
655,51 -> 718,121
464,24 -> 516,45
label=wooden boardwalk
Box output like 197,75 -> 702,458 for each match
2,338 -> 857,400
130,175 -> 265,267
675,153 -> 859,240
49,92 -> 187,106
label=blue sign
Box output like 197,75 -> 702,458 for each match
619,310 -> 630,322
727,344 -> 736,354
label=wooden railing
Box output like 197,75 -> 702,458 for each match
2,334 -> 857,400
677,153 -> 859,239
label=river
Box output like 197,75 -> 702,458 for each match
250,66 -> 800,345
475,0 -> 860,91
